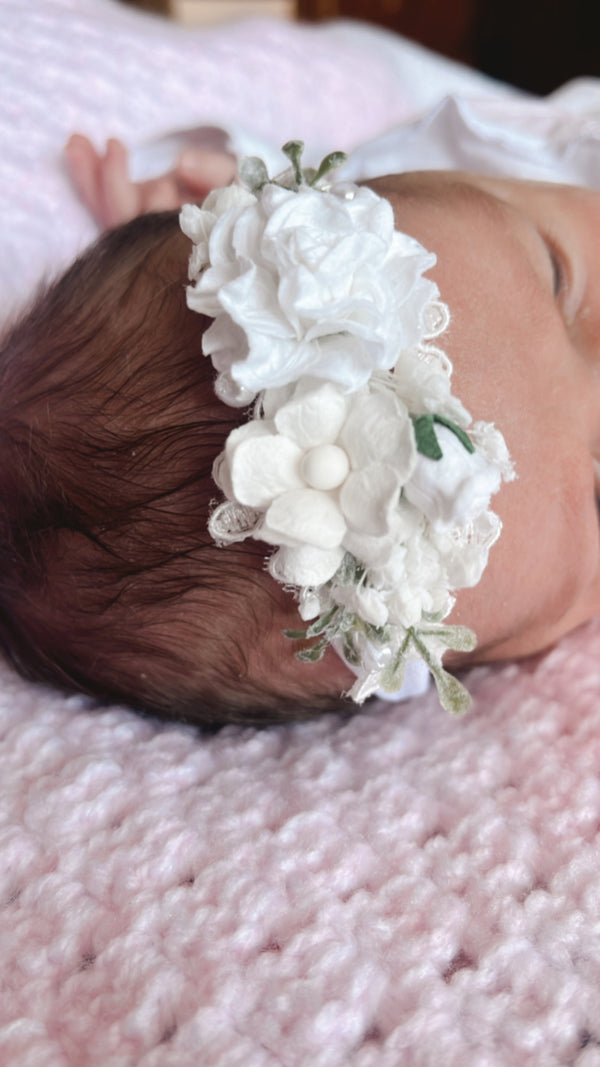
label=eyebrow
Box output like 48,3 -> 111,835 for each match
381,172 -> 502,213
416,174 -> 556,292
371,169 -> 557,310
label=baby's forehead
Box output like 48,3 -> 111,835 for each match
367,172 -> 545,307
365,170 -> 509,227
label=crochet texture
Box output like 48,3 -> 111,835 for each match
2,621 -> 600,1066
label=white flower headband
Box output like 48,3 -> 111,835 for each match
180,142 -> 514,714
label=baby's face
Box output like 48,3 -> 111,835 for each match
367,171 -> 600,664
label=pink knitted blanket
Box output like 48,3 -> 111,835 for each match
3,624 -> 600,1065
2,4 -> 600,1064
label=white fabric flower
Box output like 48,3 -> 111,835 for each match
470,420 -> 516,481
404,424 -> 503,530
179,149 -> 516,713
183,183 -> 438,398
211,375 -> 508,634
212,376 -> 417,586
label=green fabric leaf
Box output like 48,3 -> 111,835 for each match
430,666 -> 472,715
311,151 -> 348,186
379,656 -> 407,696
239,156 -> 270,193
433,415 -> 475,454
418,624 -> 477,653
296,638 -> 328,662
337,554 -> 365,585
342,635 -> 360,667
305,606 -> 339,638
282,140 -> 305,186
412,413 -> 475,460
412,414 -> 443,460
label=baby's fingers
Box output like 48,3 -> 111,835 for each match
99,138 -> 140,228
176,148 -> 237,201
65,135 -> 140,228
65,136 -> 236,226
140,176 -> 186,214
65,134 -> 105,223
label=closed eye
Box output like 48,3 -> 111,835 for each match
544,237 -> 565,299
550,249 -> 562,298
594,459 -> 600,518
541,228 -> 583,326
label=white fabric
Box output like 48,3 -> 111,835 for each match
341,83 -> 600,187
376,658 -> 431,700
337,645 -> 431,702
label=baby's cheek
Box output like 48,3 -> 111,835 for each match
449,451 -> 600,664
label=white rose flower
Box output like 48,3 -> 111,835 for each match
391,344 -> 471,426
180,188 -> 257,289
184,183 -> 439,397
403,424 -> 502,530
332,583 -> 390,628
388,526 -> 454,625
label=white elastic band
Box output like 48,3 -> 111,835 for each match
375,658 -> 430,701
332,639 -> 430,703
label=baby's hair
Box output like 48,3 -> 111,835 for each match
0,213 -> 348,725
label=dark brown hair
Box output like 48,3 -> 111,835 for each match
0,213 -> 349,725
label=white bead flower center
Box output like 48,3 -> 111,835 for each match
301,444 -> 350,491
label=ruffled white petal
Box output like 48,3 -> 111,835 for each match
201,185 -> 256,216
185,181 -> 441,395
268,544 -> 344,586
333,583 -> 389,628
404,425 -> 501,530
179,203 -> 213,247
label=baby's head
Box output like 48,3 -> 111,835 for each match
0,210 -> 350,723
1,163 -> 599,724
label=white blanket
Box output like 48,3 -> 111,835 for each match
0,0 -> 503,317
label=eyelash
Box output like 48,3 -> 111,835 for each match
548,244 -> 564,299
593,461 -> 600,519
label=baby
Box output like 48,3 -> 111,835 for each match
1,133 -> 598,726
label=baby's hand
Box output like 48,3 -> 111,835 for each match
65,134 -> 237,229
